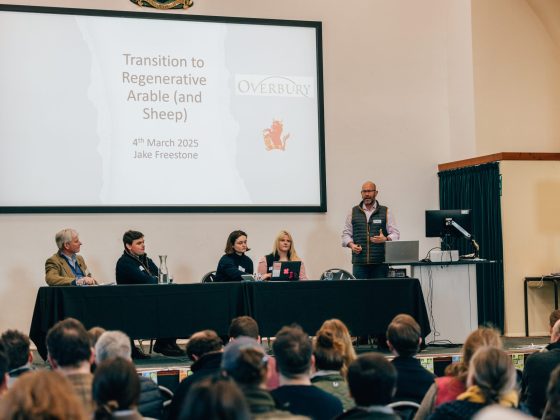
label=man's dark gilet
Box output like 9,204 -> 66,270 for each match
351,202 -> 388,265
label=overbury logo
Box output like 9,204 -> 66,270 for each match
235,75 -> 314,98
263,120 -> 290,151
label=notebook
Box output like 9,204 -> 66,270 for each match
270,261 -> 301,281
384,240 -> 419,264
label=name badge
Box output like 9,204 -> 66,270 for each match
373,219 -> 382,224
139,266 -> 145,271
238,266 -> 246,272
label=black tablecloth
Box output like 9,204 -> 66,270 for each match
30,279 -> 430,360
245,279 -> 431,337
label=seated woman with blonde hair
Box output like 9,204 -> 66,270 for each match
257,230 -> 308,280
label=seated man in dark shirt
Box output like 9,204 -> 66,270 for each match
337,353 -> 399,419
270,325 -> 343,420
115,230 -> 184,357
387,314 -> 435,403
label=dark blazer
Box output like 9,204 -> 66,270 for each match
45,253 -> 90,286
215,253 -> 254,282
115,251 -> 158,285
391,356 -> 435,403
521,342 -> 560,417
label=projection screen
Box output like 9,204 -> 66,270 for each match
0,5 -> 325,213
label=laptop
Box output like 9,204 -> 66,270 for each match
270,261 -> 301,281
384,240 -> 419,264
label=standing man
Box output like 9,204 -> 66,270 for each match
342,181 -> 399,279
45,228 -> 98,286
115,230 -> 184,357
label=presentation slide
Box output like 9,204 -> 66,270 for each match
0,6 -> 325,211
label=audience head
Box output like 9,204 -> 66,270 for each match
313,326 -> 345,373
55,228 -> 81,255
186,330 -> 223,361
550,319 -> 560,344
222,336 -> 268,387
95,331 -> 132,363
88,327 -> 106,348
386,314 -> 422,357
550,309 -> 560,331
93,357 -> 140,420
347,353 -> 397,406
46,318 -> 93,369
273,325 -> 312,379
467,346 -> 516,404
180,376 -> 250,420
545,365 -> 560,420
0,350 -> 8,394
122,230 -> 145,256
317,319 -> 356,375
0,370 -> 87,419
446,326 -> 502,381
272,230 -> 300,261
1,329 -> 31,371
225,230 -> 250,254
229,316 -> 259,340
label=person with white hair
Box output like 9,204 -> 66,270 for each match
45,228 -> 97,286
95,331 -> 164,419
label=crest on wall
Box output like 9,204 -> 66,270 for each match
130,0 -> 193,10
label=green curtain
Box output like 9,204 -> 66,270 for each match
438,162 -> 504,331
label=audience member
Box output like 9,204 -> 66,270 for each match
222,336 -> 305,418
0,349 -> 8,397
257,230 -> 309,280
1,329 -> 34,387
415,327 -> 502,419
179,375 -> 251,420
88,326 -> 107,348
311,326 -> 353,410
271,325 -> 343,420
386,314 -> 434,403
542,364 -> 560,420
45,228 -> 98,286
0,370 -> 87,419
228,315 -> 279,390
115,230 -> 183,357
46,317 -> 95,414
429,346 -> 518,419
168,329 -> 224,419
521,318 -> 560,417
93,357 -> 144,420
317,319 -> 357,376
95,331 -> 164,419
337,353 -> 399,420
215,230 -> 254,282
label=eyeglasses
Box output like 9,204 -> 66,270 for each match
361,189 -> 377,193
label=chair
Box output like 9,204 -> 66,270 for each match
387,401 -> 420,420
158,385 -> 174,418
320,268 -> 355,280
201,271 -> 217,283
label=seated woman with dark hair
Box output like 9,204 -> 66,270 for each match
215,230 -> 254,282
257,230 -> 308,280
92,357 -> 144,420
179,375 -> 251,420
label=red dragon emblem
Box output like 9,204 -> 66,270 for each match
263,119 -> 291,151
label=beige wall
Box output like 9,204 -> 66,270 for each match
501,161 -> 560,336
0,0 -> 475,334
472,0 -> 560,153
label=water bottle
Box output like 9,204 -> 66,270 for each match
158,255 -> 169,284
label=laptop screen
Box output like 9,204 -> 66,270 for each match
270,261 -> 301,281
